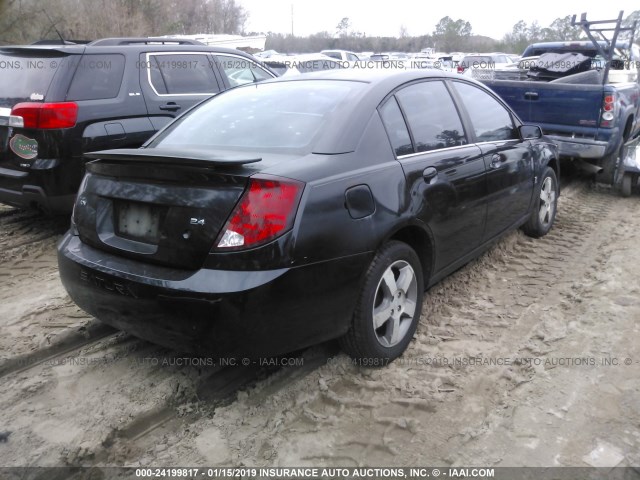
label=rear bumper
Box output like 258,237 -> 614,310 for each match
57,233 -> 371,357
0,158 -> 78,214
546,135 -> 608,160
0,184 -> 74,214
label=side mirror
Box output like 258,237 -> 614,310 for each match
520,125 -> 543,140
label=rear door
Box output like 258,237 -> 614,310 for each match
450,80 -> 534,240
140,52 -> 223,131
379,80 -> 487,273
66,53 -> 155,154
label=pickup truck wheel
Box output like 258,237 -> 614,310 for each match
621,174 -> 633,197
339,241 -> 424,364
522,166 -> 558,238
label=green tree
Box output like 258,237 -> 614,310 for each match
547,15 -> 583,41
433,16 -> 472,52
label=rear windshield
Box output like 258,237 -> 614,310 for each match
150,80 -> 366,153
0,52 -> 64,106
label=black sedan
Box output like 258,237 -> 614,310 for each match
58,69 -> 559,363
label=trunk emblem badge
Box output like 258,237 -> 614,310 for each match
190,218 -> 205,226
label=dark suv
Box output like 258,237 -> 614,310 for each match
0,37 -> 275,214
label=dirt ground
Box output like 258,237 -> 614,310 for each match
0,179 -> 639,470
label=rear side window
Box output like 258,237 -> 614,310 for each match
379,97 -> 413,156
66,54 -> 125,101
147,53 -> 220,95
395,81 -> 467,153
215,55 -> 273,87
452,82 -> 518,142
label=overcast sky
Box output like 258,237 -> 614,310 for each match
239,1 -> 638,39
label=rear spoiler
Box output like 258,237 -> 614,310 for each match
85,148 -> 262,167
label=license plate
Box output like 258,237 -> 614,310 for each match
116,201 -> 162,243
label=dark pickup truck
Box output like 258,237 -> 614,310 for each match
483,40 -> 640,185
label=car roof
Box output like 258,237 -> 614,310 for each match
277,68 -> 459,84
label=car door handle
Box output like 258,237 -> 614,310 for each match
159,102 -> 181,111
490,154 -> 502,169
524,91 -> 539,100
423,167 -> 438,183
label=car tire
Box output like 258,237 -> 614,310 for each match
621,173 -> 633,197
522,166 -> 558,238
340,241 -> 424,363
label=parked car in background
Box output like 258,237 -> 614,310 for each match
262,53 -> 344,76
59,69 -> 559,363
0,37 -> 275,214
456,53 -> 515,79
321,49 -> 360,62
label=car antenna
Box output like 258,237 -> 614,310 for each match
41,9 -> 66,45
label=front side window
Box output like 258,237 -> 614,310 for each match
147,53 -> 220,95
452,82 -> 518,142
395,81 -> 467,153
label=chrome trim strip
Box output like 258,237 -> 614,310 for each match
397,144 -> 471,159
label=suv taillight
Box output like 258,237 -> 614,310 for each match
457,65 -> 466,73
215,175 -> 304,251
600,93 -> 616,128
10,102 -> 78,129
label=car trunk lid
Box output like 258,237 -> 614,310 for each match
74,148 -> 262,270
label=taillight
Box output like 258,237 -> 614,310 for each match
10,102 -> 78,129
457,65 -> 466,73
600,93 -> 616,127
215,175 -> 304,251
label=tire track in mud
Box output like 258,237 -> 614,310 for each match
0,207 -> 85,359
0,208 -> 68,258
0,322 -> 118,378
388,181 -> 629,467
0,206 -> 335,468
1,181 -> 635,469
82,346 -> 335,466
